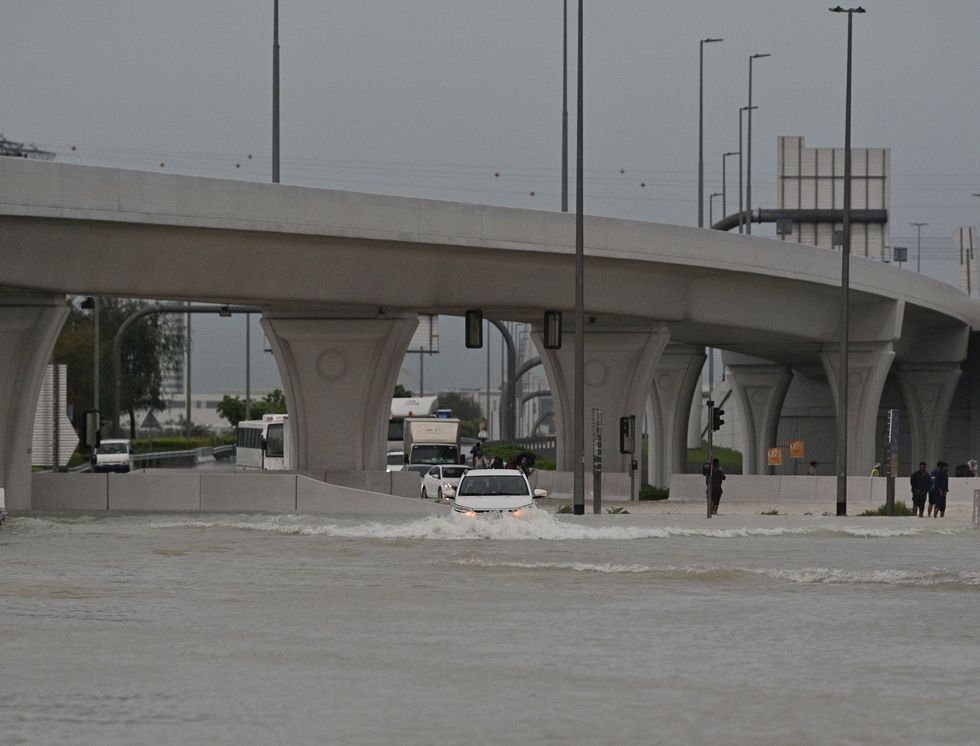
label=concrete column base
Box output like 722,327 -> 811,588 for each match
534,322 -> 669,496
820,342 -> 895,475
724,353 -> 793,475
647,343 -> 705,487
0,292 -> 69,511
262,310 -> 418,473
896,362 -> 962,469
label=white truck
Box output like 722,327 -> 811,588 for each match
403,417 -> 462,466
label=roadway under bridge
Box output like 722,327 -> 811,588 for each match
2,158 -> 978,510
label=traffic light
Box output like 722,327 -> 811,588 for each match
619,415 -> 635,454
464,309 -> 483,348
711,406 -> 725,432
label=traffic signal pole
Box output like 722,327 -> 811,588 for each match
706,399 -> 714,518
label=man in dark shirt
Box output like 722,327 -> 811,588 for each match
928,461 -> 949,517
707,458 -> 726,515
909,461 -> 931,517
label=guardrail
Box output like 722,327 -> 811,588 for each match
67,445 -> 236,472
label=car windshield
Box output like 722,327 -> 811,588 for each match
97,442 -> 128,454
457,475 -> 530,497
441,467 -> 467,479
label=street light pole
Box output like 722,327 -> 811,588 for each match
746,53 -> 771,235
561,0 -> 568,213
709,192 -> 722,229
272,0 -> 280,184
723,151 -> 738,222
738,106 -> 756,234
699,37 -> 723,228
573,0 -> 585,515
911,221 -> 927,273
831,5 -> 865,517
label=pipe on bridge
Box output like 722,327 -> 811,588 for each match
711,208 -> 888,233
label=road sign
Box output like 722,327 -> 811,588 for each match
767,447 -> 784,466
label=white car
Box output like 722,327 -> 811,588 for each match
91,439 -> 132,473
452,469 -> 546,515
386,451 -> 405,472
421,464 -> 468,500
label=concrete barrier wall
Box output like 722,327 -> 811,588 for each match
200,473 -> 298,512
666,473 -> 972,508
33,473 -> 108,511
109,473 -> 202,512
390,470 -> 423,498
297,477 -> 446,516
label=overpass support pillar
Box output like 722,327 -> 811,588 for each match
895,363 -> 962,470
646,343 -> 705,487
724,354 -> 793,475
0,292 -> 69,511
262,312 -> 418,475
534,323 -> 669,496
819,342 -> 895,475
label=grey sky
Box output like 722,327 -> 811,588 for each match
4,1 -> 980,393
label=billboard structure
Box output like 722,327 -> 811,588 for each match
776,135 -> 890,259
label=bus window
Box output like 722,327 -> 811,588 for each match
266,423 -> 285,458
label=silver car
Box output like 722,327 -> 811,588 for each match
421,464 -> 468,500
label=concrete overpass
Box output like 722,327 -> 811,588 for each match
2,158 -> 977,510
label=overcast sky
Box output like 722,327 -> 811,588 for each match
4,1 -> 980,394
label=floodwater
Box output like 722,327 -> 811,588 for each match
2,508 -> 978,745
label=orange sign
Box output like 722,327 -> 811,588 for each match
789,439 -> 805,459
767,447 -> 784,466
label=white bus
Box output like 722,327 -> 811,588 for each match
388,396 -> 438,452
236,413 -> 291,471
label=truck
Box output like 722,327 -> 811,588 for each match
388,396 -> 438,452
403,417 -> 462,466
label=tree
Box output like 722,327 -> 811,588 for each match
436,391 -> 482,421
216,389 -> 287,427
54,297 -> 185,439
394,384 -> 414,398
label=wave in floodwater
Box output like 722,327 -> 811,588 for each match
456,557 -> 980,588
9,510 -> 974,541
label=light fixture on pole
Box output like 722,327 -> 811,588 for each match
698,37 -> 724,228
272,0 -> 280,184
709,192 -> 722,229
573,0 -> 585,515
561,0 -> 568,213
723,151 -> 738,222
738,106 -> 756,234
911,222 -> 927,273
830,4 -> 865,517
746,53 -> 771,235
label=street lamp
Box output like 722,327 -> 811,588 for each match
80,296 -> 99,412
911,221 -> 927,273
561,0 -> 569,212
699,37 -> 724,228
830,4 -> 865,517
573,0 -> 585,515
709,192 -> 723,228
746,53 -> 771,235
738,106 -> 757,234
723,151 -> 738,222
272,0 -> 280,183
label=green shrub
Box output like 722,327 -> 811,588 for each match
859,501 -> 914,516
481,443 -> 555,471
639,484 -> 669,501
